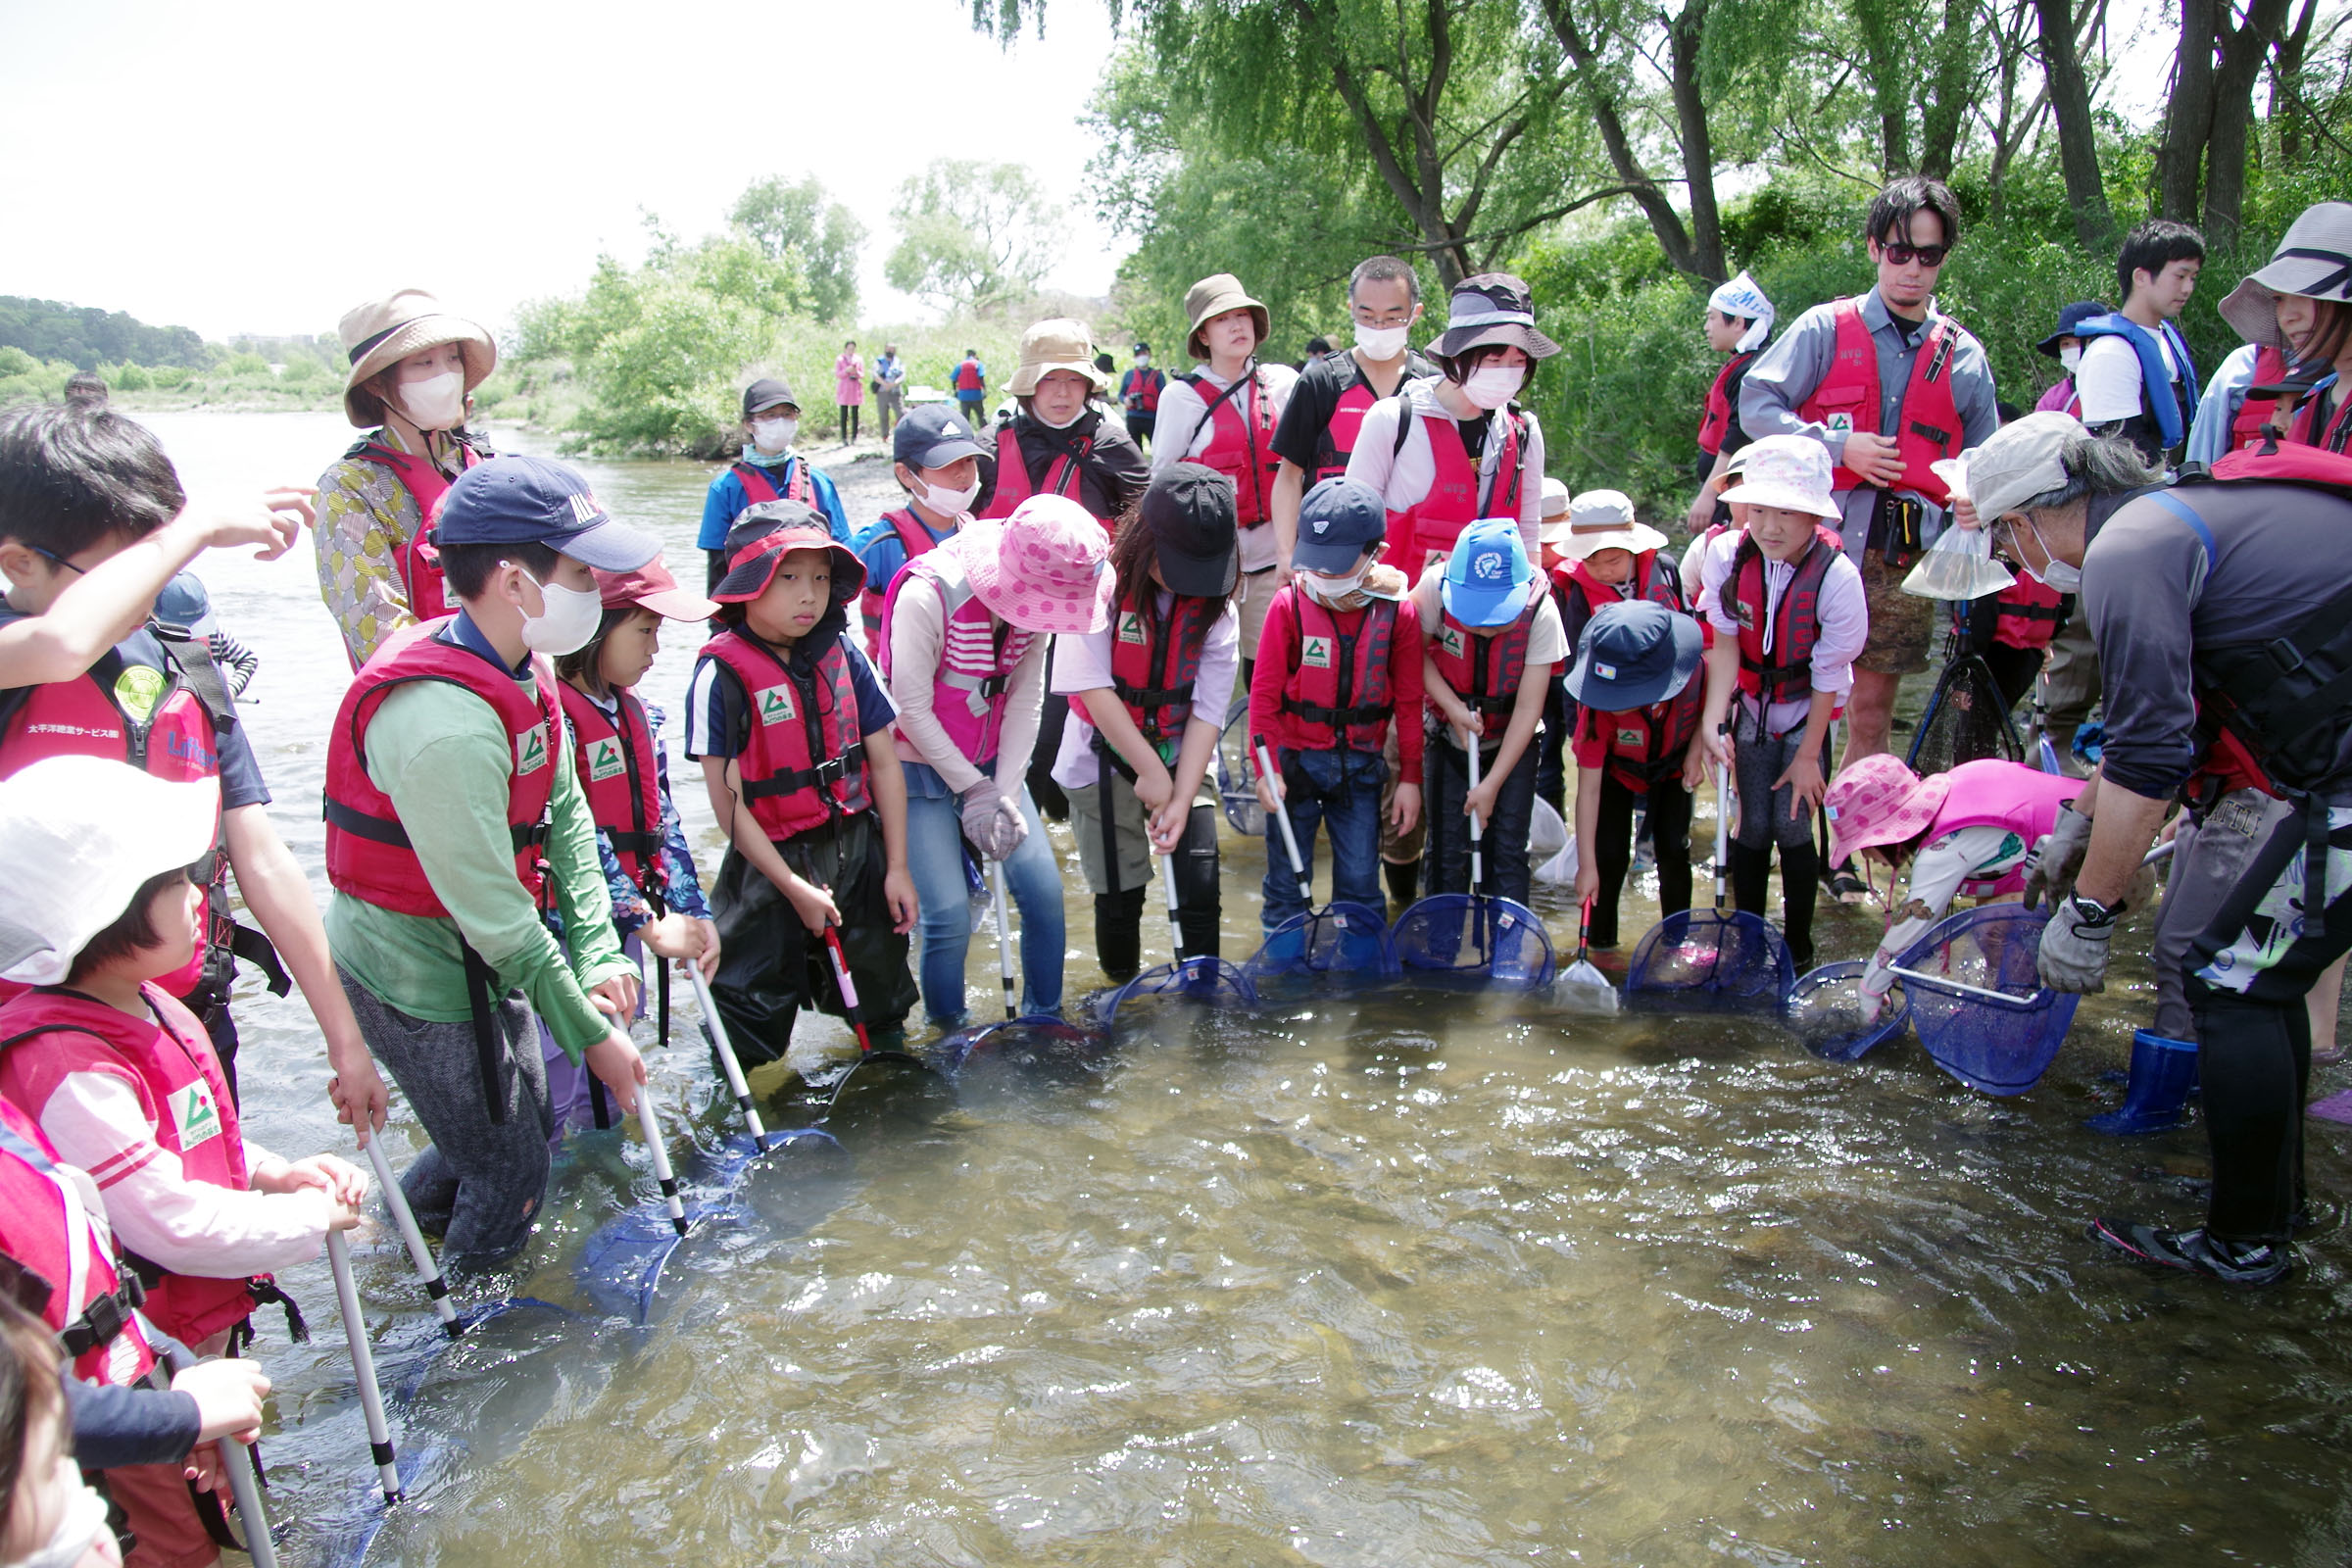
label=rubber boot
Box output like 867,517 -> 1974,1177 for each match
1095,889 -> 1148,982
2085,1029 -> 2200,1134
1384,858 -> 1419,911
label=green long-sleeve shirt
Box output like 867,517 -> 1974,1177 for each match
327,669 -> 632,1060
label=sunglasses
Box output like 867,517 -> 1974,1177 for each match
1879,242 -> 1951,269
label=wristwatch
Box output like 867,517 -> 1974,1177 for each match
2066,891 -> 2121,928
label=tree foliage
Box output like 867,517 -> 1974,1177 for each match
885,160 -> 1067,316
729,174 -> 867,322
0,297 -> 212,371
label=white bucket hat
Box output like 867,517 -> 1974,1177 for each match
2218,202 -> 2352,349
1538,476 -> 1574,544
0,757 -> 219,986
1707,270 -> 1776,354
1717,435 -> 1839,520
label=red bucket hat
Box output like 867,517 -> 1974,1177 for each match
1822,754 -> 1952,865
710,501 -> 865,606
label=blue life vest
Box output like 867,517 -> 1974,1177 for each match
2073,314 -> 2201,451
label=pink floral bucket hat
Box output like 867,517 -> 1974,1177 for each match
959,496 -> 1114,635
1822,753 -> 1953,865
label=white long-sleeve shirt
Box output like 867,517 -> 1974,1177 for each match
1695,527 -> 1867,737
1861,823 -> 2031,998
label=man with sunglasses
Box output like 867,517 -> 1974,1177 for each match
1740,176 -> 2001,898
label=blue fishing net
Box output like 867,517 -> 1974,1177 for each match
1893,903 -> 2082,1095
1391,894 -> 1556,988
1624,906 -> 1794,1011
1098,956 -> 1259,1028
1785,960 -> 1908,1060
1245,902 -> 1399,982
1217,700 -> 1266,837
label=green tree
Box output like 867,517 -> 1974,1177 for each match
728,174 -> 867,322
886,160 -> 1066,315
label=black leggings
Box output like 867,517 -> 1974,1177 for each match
839,403 -> 859,443
1589,772 -> 1693,949
1094,804 -> 1221,976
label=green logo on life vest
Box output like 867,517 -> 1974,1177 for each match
168,1079 -> 220,1152
586,738 -> 625,783
1116,611 -> 1147,645
514,723 -> 550,776
756,684 -> 797,725
1825,412 -> 1853,436
1438,625 -> 1464,660
1616,726 -> 1645,749
1301,635 -> 1333,670
114,665 -> 165,723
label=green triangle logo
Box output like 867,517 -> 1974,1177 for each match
515,723 -> 550,775
757,684 -> 797,725
170,1080 -> 221,1150
587,738 -> 625,782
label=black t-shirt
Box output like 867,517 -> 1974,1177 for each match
1271,348 -> 1437,474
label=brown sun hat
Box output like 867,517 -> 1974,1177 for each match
1183,274 -> 1270,362
339,289 -> 497,427
1007,318 -> 1109,397
1433,273 -> 1560,362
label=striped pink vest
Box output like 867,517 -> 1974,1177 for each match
877,547 -> 1036,770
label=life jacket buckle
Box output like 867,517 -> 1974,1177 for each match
2264,637 -> 2306,675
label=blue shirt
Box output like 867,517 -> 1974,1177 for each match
851,510 -> 956,610
696,454 -> 850,551
681,621 -> 899,761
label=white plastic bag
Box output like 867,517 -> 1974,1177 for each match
1902,457 -> 2014,600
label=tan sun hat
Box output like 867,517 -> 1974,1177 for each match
1183,273 -> 1269,362
1007,318 -> 1109,397
339,289 -> 498,428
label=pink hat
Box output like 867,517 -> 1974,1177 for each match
957,496 -> 1113,634
1822,753 -> 1953,865
593,553 -> 717,621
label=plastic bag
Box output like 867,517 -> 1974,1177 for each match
1901,520 -> 2015,600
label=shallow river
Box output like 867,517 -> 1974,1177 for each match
134,411 -> 2352,1566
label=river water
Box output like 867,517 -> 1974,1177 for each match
132,412 -> 2352,1566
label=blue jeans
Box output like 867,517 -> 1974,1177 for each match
903,761 -> 1064,1025
1262,746 -> 1386,932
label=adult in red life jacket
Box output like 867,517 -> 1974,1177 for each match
541,557 -> 721,1142
1152,274 -> 1299,670
1686,270 -> 1776,535
1347,271 -> 1554,583
852,406 -> 989,661
2071,219 -> 2208,467
1051,466 -> 1242,978
2033,299 -> 2108,420
696,378 -> 852,596
1740,176 -> 2001,797
1270,254 -> 1436,592
2213,201 -> 2352,458
315,290 -> 499,669
685,508 -> 917,1066
1567,601 -> 1708,951
325,456 -> 657,1268
1118,341 -> 1166,452
1964,417 -> 2352,1285
0,402 -> 386,1130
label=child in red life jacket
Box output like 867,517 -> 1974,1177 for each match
1687,270 -> 1776,536
686,505 -> 919,1066
850,406 -> 990,661
1415,517 -> 1566,903
0,1298 -> 123,1568
1250,477 -> 1424,931
1694,437 -> 1869,971
538,556 -> 722,1143
1052,465 -> 1242,978
1568,601 -> 1709,947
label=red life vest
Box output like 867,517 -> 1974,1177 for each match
857,509 -> 942,661
1990,574 -> 2068,651
0,1099 -> 157,1388
1732,530 -> 1839,703
1696,351 -> 1756,456
558,683 -> 662,899
1120,367 -> 1163,416
1279,593 -> 1396,752
1796,298 -> 1961,504
1383,400 -> 1526,568
1108,595 -> 1215,760
1581,667 -> 1706,795
2230,346 -> 2293,450
322,618 -> 560,919
0,984 -> 267,1348
734,459 -> 815,511
1555,551 -> 1686,662
1428,594 -> 1539,720
954,360 -> 985,393
2289,384 -> 2352,454
979,422 -> 1082,521
695,629 -> 871,841
1310,356 -> 1389,483
0,629 -> 233,1003
1179,369 -> 1280,527
349,437 -> 481,632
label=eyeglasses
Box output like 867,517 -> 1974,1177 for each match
1880,243 -> 1950,269
32,545 -> 84,576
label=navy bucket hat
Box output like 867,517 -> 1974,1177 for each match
1566,600 -> 1703,712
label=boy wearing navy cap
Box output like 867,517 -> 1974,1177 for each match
1567,600 -> 1709,950
849,405 -> 989,659
322,454 -> 658,1267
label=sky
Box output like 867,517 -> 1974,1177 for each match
0,0 -> 1134,342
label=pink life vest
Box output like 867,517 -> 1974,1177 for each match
349,437 -> 482,643
1929,758 -> 2084,898
876,545 -> 1036,771
0,1098 -> 158,1388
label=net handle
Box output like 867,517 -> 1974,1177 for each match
1257,741 -> 1313,900
1885,964 -> 2046,1009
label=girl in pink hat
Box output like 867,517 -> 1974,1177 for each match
878,496 -> 1113,1030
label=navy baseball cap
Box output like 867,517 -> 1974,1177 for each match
1293,476 -> 1388,573
894,403 -> 987,470
1566,600 -> 1703,712
433,455 -> 660,573
2035,301 -> 2108,358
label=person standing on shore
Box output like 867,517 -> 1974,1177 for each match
952,349 -> 989,432
873,343 -> 906,439
696,378 -> 850,594
314,289 -> 499,669
834,340 -> 866,447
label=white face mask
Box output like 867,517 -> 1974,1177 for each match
751,416 -> 797,455
396,368 -> 466,430
919,477 -> 982,515
13,1463 -> 111,1568
1461,365 -> 1524,409
2014,514 -> 2083,593
1298,565 -> 1367,605
1354,322 -> 1410,360
517,570 -> 606,656
2058,344 -> 2082,374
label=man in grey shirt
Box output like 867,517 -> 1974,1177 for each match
1740,177 -> 2000,895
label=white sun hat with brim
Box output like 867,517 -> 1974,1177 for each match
1717,435 -> 1840,520
2217,201 -> 2352,349
1563,488 -> 1669,559
0,757 -> 219,987
339,288 -> 498,428
1538,476 -> 1574,544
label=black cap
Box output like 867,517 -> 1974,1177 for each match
1140,464 -> 1240,597
1293,476 -> 1388,572
743,377 -> 799,417
433,455 -> 659,573
1132,341 -> 1151,355
2035,301 -> 2109,358
893,403 -> 988,469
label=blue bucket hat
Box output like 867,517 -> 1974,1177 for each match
1566,600 -> 1703,712
1440,516 -> 1537,627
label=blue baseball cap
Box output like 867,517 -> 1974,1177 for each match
1440,516 -> 1537,627
433,455 -> 660,574
1293,476 -> 1388,573
1566,600 -> 1703,712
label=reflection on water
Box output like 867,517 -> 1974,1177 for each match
128,415 -> 2352,1565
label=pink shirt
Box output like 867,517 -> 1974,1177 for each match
835,353 -> 865,406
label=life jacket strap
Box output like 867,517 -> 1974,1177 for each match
741,740 -> 868,801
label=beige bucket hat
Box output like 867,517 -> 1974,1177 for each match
1183,274 -> 1269,362
339,288 -> 498,427
1007,318 -> 1109,397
